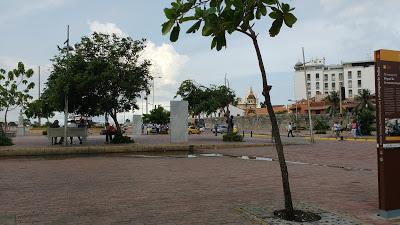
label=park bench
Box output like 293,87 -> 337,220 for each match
47,127 -> 87,145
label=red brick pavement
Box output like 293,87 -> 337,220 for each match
1,141 -> 400,225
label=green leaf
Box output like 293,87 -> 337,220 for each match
283,13 -> 297,28
281,3 -> 290,12
164,8 -> 177,20
269,18 -> 283,37
202,25 -> 213,36
162,20 -> 175,35
259,5 -> 267,16
211,37 -> 217,49
263,0 -> 277,4
186,20 -> 202,33
170,24 -> 180,42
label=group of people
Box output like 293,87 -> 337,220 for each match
333,120 -> 362,139
50,119 -> 86,145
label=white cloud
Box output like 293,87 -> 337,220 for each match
88,20 -> 127,37
142,42 -> 189,86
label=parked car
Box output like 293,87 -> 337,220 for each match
188,126 -> 201,134
212,125 -> 228,134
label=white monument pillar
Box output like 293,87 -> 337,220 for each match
170,100 -> 188,143
16,111 -> 25,136
132,115 -> 143,136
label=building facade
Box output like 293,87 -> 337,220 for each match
237,87 -> 258,115
294,58 -> 375,100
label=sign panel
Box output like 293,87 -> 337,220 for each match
375,49 -> 400,217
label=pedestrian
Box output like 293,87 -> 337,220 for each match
351,120 -> 358,138
50,120 -> 61,145
77,119 -> 86,144
333,121 -> 341,139
105,122 -> 117,143
287,122 -> 294,137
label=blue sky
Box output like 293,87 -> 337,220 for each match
1,0 -> 400,122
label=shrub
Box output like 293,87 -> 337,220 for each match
0,135 -> 14,146
111,133 -> 134,144
314,117 -> 330,131
223,133 -> 243,142
357,109 -> 375,135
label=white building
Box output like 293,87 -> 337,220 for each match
294,58 -> 375,100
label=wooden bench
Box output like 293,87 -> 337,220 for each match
47,128 -> 88,145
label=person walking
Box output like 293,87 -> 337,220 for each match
287,122 -> 294,137
351,120 -> 358,138
333,121 -> 341,140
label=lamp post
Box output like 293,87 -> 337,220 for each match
63,25 -> 71,147
302,47 -> 315,143
152,76 -> 162,110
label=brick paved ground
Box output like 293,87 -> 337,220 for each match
1,140 -> 399,225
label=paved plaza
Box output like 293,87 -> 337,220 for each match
1,138 -> 399,225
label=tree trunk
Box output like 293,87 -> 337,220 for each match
250,31 -> 294,219
109,111 -> 121,134
4,108 -> 9,131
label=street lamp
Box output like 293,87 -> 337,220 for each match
152,76 -> 162,110
302,47 -> 315,143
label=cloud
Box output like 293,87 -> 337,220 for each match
88,20 -> 127,37
142,42 -> 189,86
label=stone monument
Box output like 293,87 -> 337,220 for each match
170,100 -> 188,143
16,111 -> 25,136
132,115 -> 143,136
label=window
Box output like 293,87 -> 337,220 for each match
307,83 -> 311,90
316,82 -> 320,90
348,71 -> 352,79
316,73 -> 320,81
357,70 -> 361,78
324,91 -> 328,95
324,83 -> 328,89
316,91 -> 321,95
339,73 -> 344,81
307,91 -> 311,98
307,74 -> 311,81
349,89 -> 353,97
324,74 -> 328,81
332,82 -> 336,90
348,80 -> 352,88
331,74 -> 335,81
339,82 -> 343,87
358,89 -> 362,94
358,80 -> 362,88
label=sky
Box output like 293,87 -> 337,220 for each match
1,0 -> 400,123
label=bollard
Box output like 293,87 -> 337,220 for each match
242,130 -> 245,138
189,145 -> 194,154
251,131 -> 253,138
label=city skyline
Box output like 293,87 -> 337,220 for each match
1,0 -> 400,122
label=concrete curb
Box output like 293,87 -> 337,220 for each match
0,142 -> 278,158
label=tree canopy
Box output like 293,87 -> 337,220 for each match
175,79 -> 236,117
142,106 -> 170,125
42,32 -> 152,132
0,62 -> 35,129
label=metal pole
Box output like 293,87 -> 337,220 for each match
64,25 -> 70,147
38,66 -> 41,125
152,79 -> 155,110
145,95 -> 148,114
302,47 -> 314,143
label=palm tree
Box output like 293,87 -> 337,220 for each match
324,91 -> 340,117
355,89 -> 374,112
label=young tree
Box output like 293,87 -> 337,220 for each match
175,80 -> 209,117
24,99 -> 55,122
162,0 -> 298,218
43,33 -> 152,134
0,62 -> 35,131
324,91 -> 340,117
143,106 -> 170,125
355,89 -> 374,112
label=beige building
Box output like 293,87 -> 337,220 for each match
237,87 -> 258,115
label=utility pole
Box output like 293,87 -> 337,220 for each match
38,66 -> 41,125
63,25 -> 70,147
302,47 -> 315,143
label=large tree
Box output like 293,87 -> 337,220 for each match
162,0 -> 298,219
143,106 -> 170,125
43,32 -> 152,133
0,62 -> 35,131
